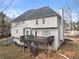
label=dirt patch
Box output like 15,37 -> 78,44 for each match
59,38 -> 79,59
35,38 -> 79,59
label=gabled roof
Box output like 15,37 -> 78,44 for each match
12,7 -> 60,22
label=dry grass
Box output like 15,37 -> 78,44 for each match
0,44 -> 45,59
0,45 -> 35,59
0,37 -> 79,59
59,38 -> 79,59
36,38 -> 79,59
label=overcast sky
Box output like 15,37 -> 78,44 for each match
0,0 -> 78,21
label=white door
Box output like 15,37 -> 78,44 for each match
26,30 -> 29,35
24,28 -> 31,35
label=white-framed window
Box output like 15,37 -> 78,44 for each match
35,30 -> 37,36
42,18 -> 45,24
16,22 -> 19,25
42,30 -> 51,37
26,31 -> 29,35
23,21 -> 25,24
36,19 -> 38,24
16,29 -> 18,34
30,30 -> 32,35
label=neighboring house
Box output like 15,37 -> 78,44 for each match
0,12 -> 11,36
11,7 -> 64,50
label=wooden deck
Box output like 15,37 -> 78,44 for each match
20,35 -> 54,44
20,35 -> 54,56
20,35 -> 54,49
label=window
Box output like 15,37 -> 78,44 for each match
42,18 -> 45,24
16,29 -> 18,34
42,30 -> 50,37
37,30 -> 39,34
16,22 -> 19,25
23,21 -> 25,24
36,19 -> 38,24
35,30 -> 37,36
26,31 -> 29,35
30,31 -> 32,35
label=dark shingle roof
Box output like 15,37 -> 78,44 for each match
12,7 -> 60,22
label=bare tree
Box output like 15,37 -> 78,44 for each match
73,0 -> 79,30
63,6 -> 73,30
0,0 -> 13,36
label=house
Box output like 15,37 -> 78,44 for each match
11,7 -> 64,50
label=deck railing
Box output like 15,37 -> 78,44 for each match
20,35 -> 54,56
20,35 -> 54,48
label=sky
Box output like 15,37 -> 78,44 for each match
0,0 -> 79,21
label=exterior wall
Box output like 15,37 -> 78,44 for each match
11,26 -> 24,37
11,16 -> 58,38
11,16 -> 60,49
12,16 -> 58,28
11,26 -> 24,45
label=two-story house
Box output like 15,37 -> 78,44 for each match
11,7 -> 64,50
